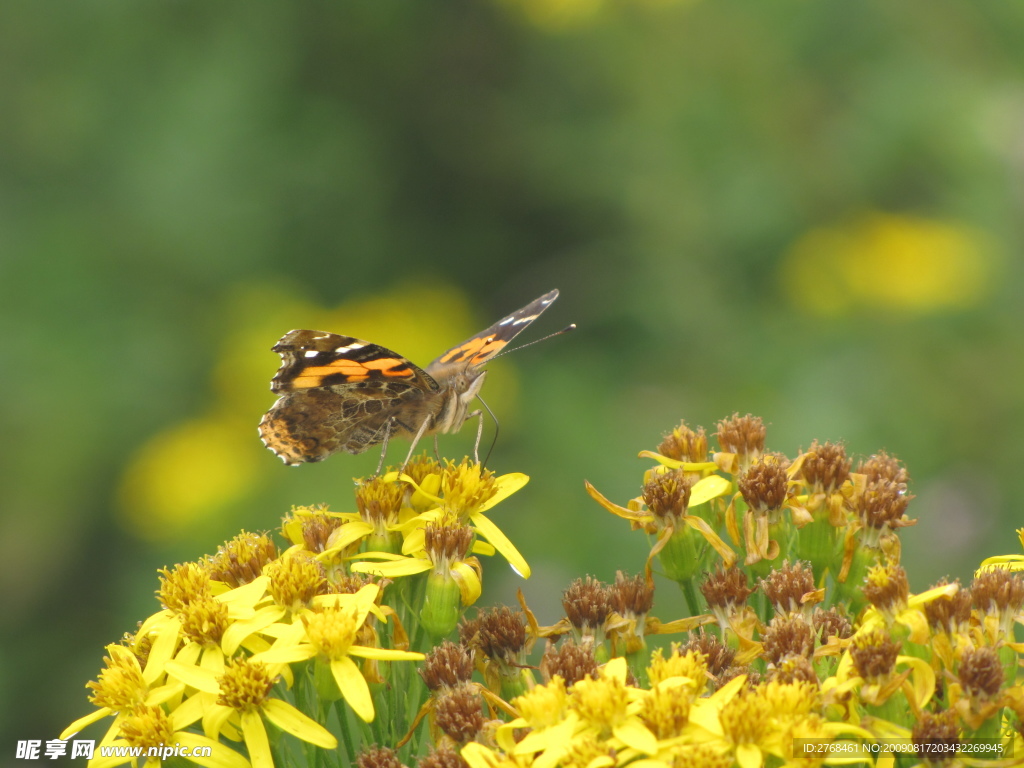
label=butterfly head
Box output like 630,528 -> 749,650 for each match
431,364 -> 488,435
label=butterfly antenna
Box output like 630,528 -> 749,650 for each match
477,395 -> 499,468
490,324 -> 577,362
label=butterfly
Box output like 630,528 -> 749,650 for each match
259,289 -> 567,468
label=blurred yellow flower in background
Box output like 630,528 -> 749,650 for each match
118,416 -> 258,542
118,282 -> 518,543
499,0 -> 695,31
781,213 -> 996,316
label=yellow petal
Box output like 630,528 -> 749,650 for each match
584,480 -> 651,523
451,560 -> 483,605
164,660 -> 220,693
145,679 -> 185,709
690,474 -> 732,507
977,555 -> 1024,572
324,520 -> 374,553
603,657 -> 629,682
167,692 -> 206,730
348,645 -> 425,662
85,740 -> 137,768
394,472 -> 444,506
899,608 -> 931,645
259,615 -> 308,641
478,472 -> 530,511
59,707 -> 112,740
513,717 -> 579,755
254,643 -> 317,665
136,608 -> 174,639
262,697 -> 338,748
713,451 -> 740,474
217,574 -> 270,607
907,581 -> 959,606
143,614 -> 182,684
175,640 -> 203,668
401,525 -> 427,555
683,515 -> 737,566
646,615 -> 710,634
735,743 -> 764,768
897,655 -> 936,711
613,718 -> 658,755
200,645 -> 227,676
350,556 -> 431,578
241,709 -> 274,768
462,743 -> 500,768
174,732 -> 250,768
222,605 -> 287,657
201,702 -> 236,742
471,540 -> 496,556
638,451 -> 718,474
688,675 -> 746,734
309,583 -> 385,625
471,511 -> 531,578
332,656 -> 375,722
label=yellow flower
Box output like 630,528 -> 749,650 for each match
710,684 -> 780,768
162,655 -> 335,768
859,579 -> 959,646
781,212 -> 994,316
394,460 -> 532,578
60,644 -> 186,744
252,586 -> 423,722
85,703 -> 249,768
352,516 -> 483,636
351,516 -> 483,602
646,645 -> 707,695
137,571 -> 271,691
586,471 -> 735,581
497,677 -> 581,768
569,657 -> 658,755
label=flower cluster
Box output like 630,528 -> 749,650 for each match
64,417 -> 1024,768
63,459 -> 527,767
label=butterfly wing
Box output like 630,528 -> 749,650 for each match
429,289 -> 559,369
260,330 -> 439,464
269,330 -> 438,394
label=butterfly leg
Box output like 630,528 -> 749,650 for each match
467,409 -> 485,464
401,414 -> 433,471
475,395 -> 499,468
374,418 -> 396,476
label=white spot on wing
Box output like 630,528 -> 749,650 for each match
304,350 -> 320,358
335,342 -> 366,353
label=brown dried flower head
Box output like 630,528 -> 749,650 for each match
801,441 -> 851,494
658,421 -> 709,463
717,413 -> 767,463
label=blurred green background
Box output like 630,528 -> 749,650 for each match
4,0 -> 1024,751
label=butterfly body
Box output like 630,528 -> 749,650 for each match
259,290 -> 559,466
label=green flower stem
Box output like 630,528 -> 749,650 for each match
999,644 -> 1018,691
660,525 -> 706,583
625,645 -> 649,688
679,576 -> 703,617
334,700 -> 357,766
795,515 -> 839,585
834,544 -> 875,614
357,713 -> 377,755
968,713 -> 1002,742
865,690 -> 909,729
